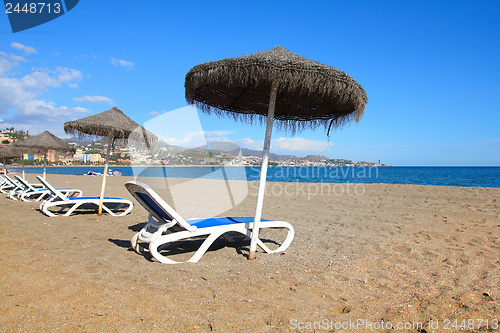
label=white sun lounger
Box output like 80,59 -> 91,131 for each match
3,175 -> 38,199
37,176 -> 133,217
125,181 -> 294,264
12,175 -> 83,202
0,175 -> 16,193
0,175 -> 18,194
0,175 -> 9,187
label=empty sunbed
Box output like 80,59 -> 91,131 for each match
125,181 -> 294,264
2,175 -> 34,199
37,176 -> 133,217
12,175 -> 82,202
0,175 -> 17,194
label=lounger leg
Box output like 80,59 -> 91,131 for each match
187,226 -> 245,263
100,201 -> 133,217
115,202 -> 133,216
255,222 -> 295,254
130,232 -> 146,253
36,192 -> 46,202
42,203 -> 57,217
148,223 -> 294,264
131,216 -> 173,253
149,230 -> 198,264
63,202 -> 86,216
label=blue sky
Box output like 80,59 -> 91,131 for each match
0,1 -> 499,165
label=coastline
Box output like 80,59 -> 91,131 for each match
7,165 -> 500,188
1,174 -> 499,331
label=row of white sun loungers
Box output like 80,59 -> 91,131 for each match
1,175 -> 294,264
0,174 -> 132,217
2,174 -> 82,202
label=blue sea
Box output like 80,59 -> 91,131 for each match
9,165 -> 500,188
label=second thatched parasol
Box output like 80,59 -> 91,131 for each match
185,46 -> 367,260
11,131 -> 75,179
64,106 -> 157,216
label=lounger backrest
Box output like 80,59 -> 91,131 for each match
5,175 -> 22,190
125,181 -> 196,232
0,175 -> 9,188
36,176 -> 68,201
14,175 -> 36,191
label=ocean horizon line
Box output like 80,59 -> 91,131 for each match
7,165 -> 500,188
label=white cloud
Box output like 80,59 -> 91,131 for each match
0,54 -> 89,136
12,66 -> 82,92
111,57 -> 135,69
240,137 -> 263,150
10,54 -> 27,63
149,110 -> 167,117
55,67 -> 82,87
159,130 -> 232,149
160,131 -> 206,148
272,137 -> 330,153
11,42 -> 37,55
73,95 -> 114,104
0,52 -> 27,74
239,136 -> 331,154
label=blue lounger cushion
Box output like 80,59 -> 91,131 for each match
188,217 -> 270,229
36,187 -> 74,192
136,192 -> 268,228
68,196 -> 124,200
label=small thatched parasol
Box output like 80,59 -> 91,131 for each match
11,131 -> 75,179
64,107 -> 158,147
0,146 -> 17,175
185,46 -> 367,260
64,106 -> 158,216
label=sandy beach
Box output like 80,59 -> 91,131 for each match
0,174 -> 499,332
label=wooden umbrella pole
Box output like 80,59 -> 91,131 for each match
249,80 -> 279,260
43,152 -> 47,179
98,137 -> 113,216
22,154 -> 25,179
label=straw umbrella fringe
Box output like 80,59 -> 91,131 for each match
185,46 -> 367,260
64,107 -> 157,216
11,131 -> 75,179
64,107 -> 157,147
186,46 -> 367,134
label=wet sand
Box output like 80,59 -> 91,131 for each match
0,174 -> 499,332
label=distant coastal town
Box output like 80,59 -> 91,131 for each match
1,128 -> 390,167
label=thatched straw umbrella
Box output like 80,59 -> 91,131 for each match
0,146 -> 17,175
11,131 -> 75,179
185,46 -> 367,260
64,106 -> 157,216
